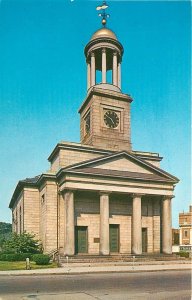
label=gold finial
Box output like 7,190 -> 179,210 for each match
96,1 -> 110,27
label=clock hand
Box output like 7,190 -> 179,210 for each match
107,115 -> 115,125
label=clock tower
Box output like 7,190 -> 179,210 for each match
79,26 -> 133,152
10,1 -> 178,258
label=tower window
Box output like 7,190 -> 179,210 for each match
84,112 -> 90,135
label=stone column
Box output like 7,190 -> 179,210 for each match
190,229 -> 192,245
100,192 -> 109,255
87,61 -> 91,90
102,48 -> 106,83
91,52 -> 95,87
162,196 -> 173,254
118,62 -> 121,89
64,190 -> 75,256
179,228 -> 182,245
112,52 -> 118,86
132,194 -> 142,255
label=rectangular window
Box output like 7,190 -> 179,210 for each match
184,230 -> 188,238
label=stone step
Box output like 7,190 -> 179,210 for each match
59,253 -> 179,264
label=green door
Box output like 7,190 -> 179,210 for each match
110,224 -> 119,253
75,226 -> 88,254
142,228 -> 148,253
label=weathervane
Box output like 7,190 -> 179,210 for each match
96,1 -> 110,27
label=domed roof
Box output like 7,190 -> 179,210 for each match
91,28 -> 118,41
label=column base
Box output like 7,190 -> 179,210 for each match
162,249 -> 172,255
64,248 -> 75,256
99,250 -> 110,255
132,246 -> 142,255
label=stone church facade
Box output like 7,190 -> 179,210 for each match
9,25 -> 179,256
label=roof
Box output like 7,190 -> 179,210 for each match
48,141 -> 112,162
84,29 -> 123,58
66,167 -> 176,183
91,28 -> 117,41
9,173 -> 55,209
48,141 -> 162,164
10,150 -> 179,209
19,175 -> 41,184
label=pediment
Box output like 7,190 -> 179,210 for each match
92,157 -> 153,174
65,151 -> 178,183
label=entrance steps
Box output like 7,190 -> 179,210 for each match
59,253 -> 180,264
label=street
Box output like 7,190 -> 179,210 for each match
0,270 -> 191,300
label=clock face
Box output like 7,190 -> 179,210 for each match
85,113 -> 90,134
104,110 -> 119,128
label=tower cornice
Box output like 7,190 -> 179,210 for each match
79,87 -> 133,114
84,37 -> 124,58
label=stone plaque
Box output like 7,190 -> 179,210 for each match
94,238 -> 100,243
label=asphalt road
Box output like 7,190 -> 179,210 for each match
0,270 -> 191,300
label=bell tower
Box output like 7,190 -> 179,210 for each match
79,2 -> 133,152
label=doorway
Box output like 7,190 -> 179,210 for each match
142,228 -> 148,253
75,226 -> 88,254
109,224 -> 119,253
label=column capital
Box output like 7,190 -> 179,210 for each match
102,47 -> 106,53
91,51 -> 95,57
162,195 -> 175,201
99,191 -> 111,196
62,189 -> 76,195
113,51 -> 117,56
132,193 -> 145,198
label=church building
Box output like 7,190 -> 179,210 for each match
9,5 -> 179,256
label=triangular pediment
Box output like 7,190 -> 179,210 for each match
92,157 -> 153,174
63,151 -> 179,183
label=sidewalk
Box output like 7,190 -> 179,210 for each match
0,260 -> 191,276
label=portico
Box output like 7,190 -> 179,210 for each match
59,149 -> 176,256
61,187 -> 173,256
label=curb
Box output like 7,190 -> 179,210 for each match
0,266 -> 191,276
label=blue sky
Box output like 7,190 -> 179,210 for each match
0,0 -> 191,227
